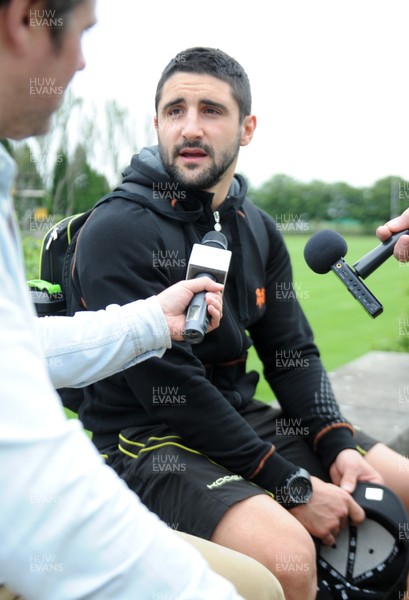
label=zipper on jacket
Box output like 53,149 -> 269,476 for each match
213,210 -> 222,231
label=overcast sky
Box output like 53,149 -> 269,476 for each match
70,0 -> 409,190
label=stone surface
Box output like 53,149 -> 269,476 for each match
329,351 -> 409,455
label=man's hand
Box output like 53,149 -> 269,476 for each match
329,448 -> 384,493
376,208 -> 409,262
157,277 -> 224,341
289,476 -> 365,546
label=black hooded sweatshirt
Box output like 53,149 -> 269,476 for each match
70,145 -> 356,495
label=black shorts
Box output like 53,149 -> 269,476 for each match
104,400 -> 378,540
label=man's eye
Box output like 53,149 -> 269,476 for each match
203,108 -> 221,116
168,108 -> 183,118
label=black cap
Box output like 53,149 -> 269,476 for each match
317,482 -> 409,599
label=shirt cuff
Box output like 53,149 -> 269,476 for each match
119,296 -> 171,355
249,446 -> 298,495
314,424 -> 356,471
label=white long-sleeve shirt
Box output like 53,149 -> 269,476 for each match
0,145 -> 243,600
35,296 -> 171,389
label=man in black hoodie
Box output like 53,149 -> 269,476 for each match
70,47 -> 409,600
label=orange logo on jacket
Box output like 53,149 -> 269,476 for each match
255,288 -> 266,309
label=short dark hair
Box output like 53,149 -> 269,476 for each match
155,47 -> 252,123
0,0 -> 85,45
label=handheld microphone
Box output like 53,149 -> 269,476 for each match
304,229 -> 383,318
183,231 -> 232,344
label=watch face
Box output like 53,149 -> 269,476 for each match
288,476 -> 312,503
277,469 -> 312,508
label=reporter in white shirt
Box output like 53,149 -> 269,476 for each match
0,2 -> 286,599
0,1 -> 244,598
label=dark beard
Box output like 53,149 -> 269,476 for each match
158,140 -> 240,192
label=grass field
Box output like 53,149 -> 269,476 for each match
247,233 -> 409,402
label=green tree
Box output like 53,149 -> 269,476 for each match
49,144 -> 109,216
251,173 -> 402,230
9,141 -> 46,222
50,148 -> 69,215
360,176 -> 402,225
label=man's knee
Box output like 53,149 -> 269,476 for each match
264,521 -> 316,591
273,528 -> 317,597
211,494 -> 317,599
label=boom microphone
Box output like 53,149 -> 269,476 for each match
183,231 -> 232,344
304,229 -> 383,318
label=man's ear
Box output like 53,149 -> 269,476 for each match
153,115 -> 158,130
3,0 -> 41,54
240,114 -> 257,147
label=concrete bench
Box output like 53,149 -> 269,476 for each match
328,351 -> 409,456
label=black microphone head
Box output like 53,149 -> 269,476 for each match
304,229 -> 348,274
202,231 -> 228,250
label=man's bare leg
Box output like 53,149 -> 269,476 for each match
364,442 -> 409,592
364,442 -> 409,512
211,494 -> 317,600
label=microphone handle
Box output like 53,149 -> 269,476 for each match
353,229 -> 409,279
183,272 -> 215,344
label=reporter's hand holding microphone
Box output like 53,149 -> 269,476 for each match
157,231 -> 231,343
376,207 -> 409,262
157,276 -> 224,341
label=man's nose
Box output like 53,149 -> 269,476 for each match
181,111 -> 203,141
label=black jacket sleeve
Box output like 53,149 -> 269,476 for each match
248,211 -> 357,470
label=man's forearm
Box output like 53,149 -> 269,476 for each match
35,296 -> 171,388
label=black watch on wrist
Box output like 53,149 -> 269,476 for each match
276,467 -> 313,509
